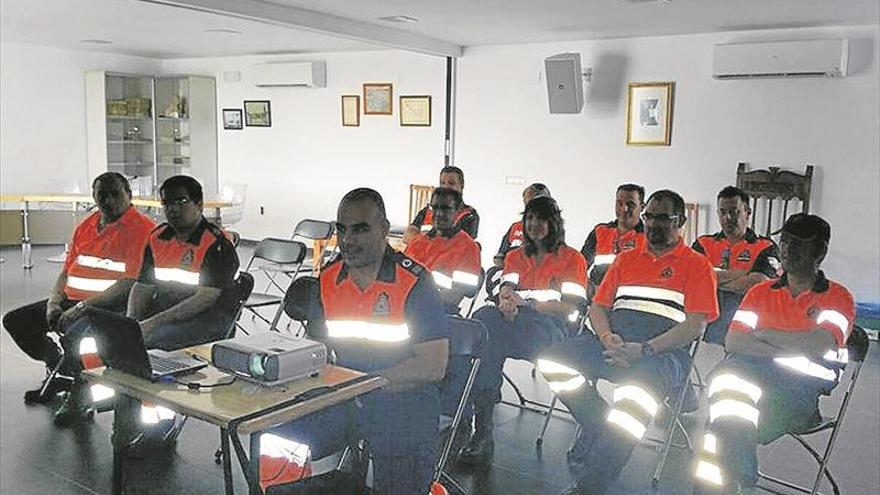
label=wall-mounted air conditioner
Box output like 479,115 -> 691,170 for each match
253,61 -> 327,87
713,39 -> 848,79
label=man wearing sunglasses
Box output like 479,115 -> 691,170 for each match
693,214 -> 854,494
538,189 -> 718,495
693,186 -> 780,344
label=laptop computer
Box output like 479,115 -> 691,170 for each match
81,306 -> 207,381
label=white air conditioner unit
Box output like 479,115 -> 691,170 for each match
253,61 -> 326,87
713,39 -> 848,79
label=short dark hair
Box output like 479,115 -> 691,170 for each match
523,196 -> 565,255
646,189 -> 686,221
782,213 -> 831,256
526,183 -> 551,199
717,185 -> 750,207
440,166 -> 465,186
431,187 -> 463,209
617,183 -> 646,203
340,187 -> 387,221
160,175 -> 203,204
92,172 -> 131,194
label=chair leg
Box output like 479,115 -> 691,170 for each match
535,395 -> 559,448
37,358 -> 66,401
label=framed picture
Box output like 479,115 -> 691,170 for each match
244,100 -> 271,127
399,96 -> 431,126
341,95 -> 360,127
625,82 -> 674,146
222,108 -> 243,130
363,83 -> 393,115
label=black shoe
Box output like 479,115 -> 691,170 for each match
457,406 -> 494,465
565,428 -> 596,467
53,388 -> 94,427
24,371 -> 68,405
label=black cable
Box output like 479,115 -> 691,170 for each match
171,376 -> 237,390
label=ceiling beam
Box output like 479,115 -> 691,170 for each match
138,0 -> 463,57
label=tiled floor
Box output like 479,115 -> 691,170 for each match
1,245 -> 877,495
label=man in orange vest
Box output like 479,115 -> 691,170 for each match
2,173 -> 154,424
404,165 -> 480,242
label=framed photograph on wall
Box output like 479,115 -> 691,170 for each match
399,96 -> 431,126
625,82 -> 674,146
244,100 -> 272,127
341,95 -> 360,127
222,108 -> 243,130
363,83 -> 393,115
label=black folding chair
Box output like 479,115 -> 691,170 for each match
756,325 -> 870,495
461,268 -> 486,318
291,219 -> 335,276
268,275 -> 321,335
240,238 -> 306,332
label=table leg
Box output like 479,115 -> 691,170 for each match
111,398 -> 130,495
21,201 -> 33,269
229,426 -> 262,495
249,433 -> 262,495
221,428 -> 234,495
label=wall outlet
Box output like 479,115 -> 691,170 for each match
260,206 -> 264,215
505,176 -> 526,186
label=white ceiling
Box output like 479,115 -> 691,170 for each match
1,0 -> 877,59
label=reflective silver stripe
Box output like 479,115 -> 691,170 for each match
708,373 -> 763,403
823,348 -> 849,364
154,267 -> 200,285
773,356 -> 838,381
593,254 -> 617,266
732,310 -> 758,329
419,224 -> 432,232
326,320 -> 410,343
567,310 -> 580,322
260,433 -> 311,464
816,309 -> 850,341
709,399 -> 760,426
702,433 -> 718,454
517,289 -> 562,302
561,281 -> 587,300
79,337 -> 98,356
141,405 -> 176,424
612,299 -> 686,323
615,285 -> 685,306
606,409 -> 647,439
510,239 -> 522,247
75,255 -> 126,273
452,270 -> 480,287
67,276 -> 117,293
432,271 -> 454,290
695,460 -> 724,486
90,384 -> 116,402
500,272 -> 520,285
536,358 -> 586,392
612,385 -> 658,417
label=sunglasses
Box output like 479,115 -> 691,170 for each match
641,212 -> 681,224
161,197 -> 192,207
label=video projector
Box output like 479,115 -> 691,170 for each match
211,333 -> 328,386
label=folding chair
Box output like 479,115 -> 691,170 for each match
269,276 -> 321,335
240,238 -> 307,331
291,219 -> 335,276
756,325 -> 870,495
434,315 -> 488,495
461,268 -> 486,318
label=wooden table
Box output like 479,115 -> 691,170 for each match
0,194 -> 232,269
82,351 -> 386,495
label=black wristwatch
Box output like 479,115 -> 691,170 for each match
640,341 -> 656,358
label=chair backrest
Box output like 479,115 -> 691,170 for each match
682,202 -> 700,246
225,271 -> 255,338
409,184 -> 435,224
847,325 -> 869,364
248,238 -> 307,268
227,230 -> 241,248
281,276 -> 321,324
218,182 -> 247,227
736,162 -> 814,237
446,315 -> 488,358
292,219 -> 335,241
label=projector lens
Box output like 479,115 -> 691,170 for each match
249,353 -> 267,377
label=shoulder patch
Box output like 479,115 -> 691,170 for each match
397,255 -> 425,276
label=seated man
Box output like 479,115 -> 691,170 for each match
580,183 -> 646,295
493,182 -> 551,268
404,165 -> 479,242
405,187 -> 482,314
2,172 -> 154,424
459,196 -> 588,465
269,188 -> 449,495
693,186 -> 779,344
693,214 -> 854,495
538,189 -> 718,495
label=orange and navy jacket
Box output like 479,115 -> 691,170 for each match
728,271 -> 855,382
692,228 -> 779,278
499,245 -> 589,320
495,220 -> 524,260
308,247 -> 448,373
138,218 -> 239,311
595,239 -> 719,343
581,220 -> 646,286
63,207 -> 155,301
412,203 -> 480,239
404,229 -> 482,296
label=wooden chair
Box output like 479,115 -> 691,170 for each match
409,184 -> 435,224
736,162 -> 814,237
683,202 -> 700,245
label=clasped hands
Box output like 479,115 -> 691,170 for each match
600,333 -> 642,368
497,287 -> 528,322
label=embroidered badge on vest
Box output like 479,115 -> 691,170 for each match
622,239 -> 636,250
181,249 -> 195,268
660,267 -> 674,279
736,250 -> 752,263
399,257 -> 424,276
806,305 -> 819,319
720,248 -> 731,270
373,292 -> 391,317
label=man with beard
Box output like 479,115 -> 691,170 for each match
538,189 -> 718,495
693,186 -> 780,344
268,188 -> 449,494
693,214 -> 854,494
2,172 -> 155,425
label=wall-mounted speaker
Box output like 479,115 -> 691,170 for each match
545,53 -> 584,114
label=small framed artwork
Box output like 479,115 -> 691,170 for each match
341,95 -> 360,127
363,83 -> 393,115
244,100 -> 272,127
625,82 -> 674,146
222,108 -> 243,130
399,96 -> 431,126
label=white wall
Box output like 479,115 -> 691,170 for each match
0,41 -> 162,194
162,50 -> 448,237
455,25 -> 880,302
